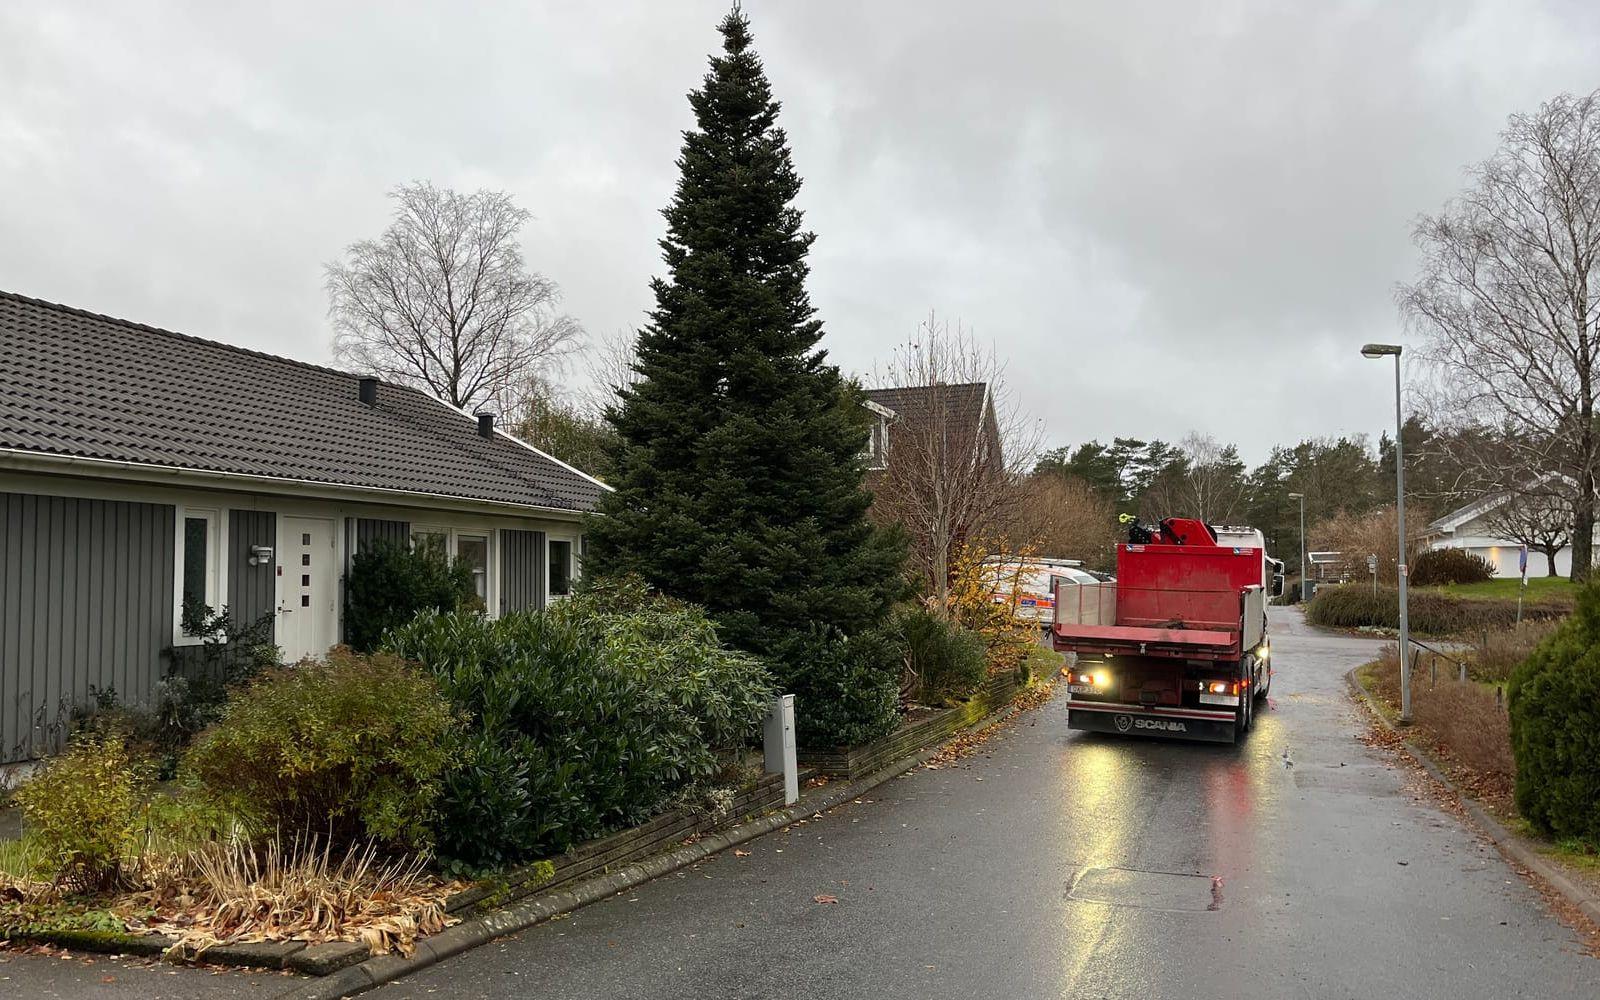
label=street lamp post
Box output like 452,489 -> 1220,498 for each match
1362,343 -> 1411,725
1287,492 -> 1308,601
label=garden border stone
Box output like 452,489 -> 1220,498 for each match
268,690 -> 1033,1000
1345,667 -> 1600,927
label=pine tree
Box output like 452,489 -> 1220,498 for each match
587,11 -> 905,676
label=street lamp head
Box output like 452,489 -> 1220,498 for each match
1361,343 -> 1402,358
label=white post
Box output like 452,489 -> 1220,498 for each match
764,694 -> 797,806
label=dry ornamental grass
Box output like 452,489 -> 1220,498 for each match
1366,648 -> 1516,808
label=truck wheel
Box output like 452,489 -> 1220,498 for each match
1255,660 -> 1271,701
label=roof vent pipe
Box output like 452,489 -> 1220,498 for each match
358,377 -> 378,406
477,412 -> 495,439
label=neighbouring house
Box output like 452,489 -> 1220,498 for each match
1423,481 -> 1593,578
860,382 -> 1005,595
859,382 -> 1002,480
0,291 -> 606,763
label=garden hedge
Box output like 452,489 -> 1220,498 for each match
1507,585 -> 1600,849
1305,585 -> 1567,635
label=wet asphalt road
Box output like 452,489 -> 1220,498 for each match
365,607 -> 1594,999
4,608 -> 1593,998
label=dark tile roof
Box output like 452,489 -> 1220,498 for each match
0,291 -> 606,512
863,382 -> 990,432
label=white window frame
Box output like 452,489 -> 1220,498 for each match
455,530 -> 493,611
410,525 -> 497,615
172,505 -> 226,646
546,534 -> 577,602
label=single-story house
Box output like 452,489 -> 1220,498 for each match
0,290 -> 606,763
1423,484 -> 1594,578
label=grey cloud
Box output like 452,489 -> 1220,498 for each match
2,1 -> 1596,462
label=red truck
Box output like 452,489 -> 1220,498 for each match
1051,517 -> 1283,743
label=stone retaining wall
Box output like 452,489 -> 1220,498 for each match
798,670 -> 1022,780
447,772 -> 786,915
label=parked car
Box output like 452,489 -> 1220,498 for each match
986,556 -> 1102,626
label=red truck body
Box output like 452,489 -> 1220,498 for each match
1051,518 -> 1275,743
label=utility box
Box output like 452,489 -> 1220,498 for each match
764,694 -> 798,806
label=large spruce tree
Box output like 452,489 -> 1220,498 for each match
588,10 -> 904,674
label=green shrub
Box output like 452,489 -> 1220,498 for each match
384,594 -> 773,869
893,606 -> 986,704
777,625 -> 902,749
183,649 -> 459,850
1305,585 -> 1567,635
1410,548 -> 1496,587
1508,586 -> 1600,849
14,733 -> 152,892
344,540 -> 477,653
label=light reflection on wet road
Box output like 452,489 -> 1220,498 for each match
364,607 -> 1593,999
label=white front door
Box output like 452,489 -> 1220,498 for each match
277,516 -> 338,663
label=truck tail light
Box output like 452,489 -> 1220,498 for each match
1206,681 -> 1229,694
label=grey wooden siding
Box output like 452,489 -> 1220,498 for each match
227,510 -> 276,640
499,529 -> 545,614
0,492 -> 174,763
353,517 -> 409,553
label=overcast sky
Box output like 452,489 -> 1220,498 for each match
3,1 -> 1598,463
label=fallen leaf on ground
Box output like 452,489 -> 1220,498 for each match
734,850 -> 751,857
812,894 -> 839,905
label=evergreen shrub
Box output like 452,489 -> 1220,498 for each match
1508,586 -> 1600,849
344,540 -> 477,653
384,592 -> 773,869
894,606 -> 987,704
1409,548 -> 1496,587
778,625 -> 901,749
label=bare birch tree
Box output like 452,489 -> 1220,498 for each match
328,182 -> 579,411
1137,432 -> 1248,523
1400,89 -> 1600,581
870,312 -> 1040,612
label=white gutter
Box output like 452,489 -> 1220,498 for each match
0,448 -> 590,521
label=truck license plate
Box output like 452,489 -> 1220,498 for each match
1069,684 -> 1093,694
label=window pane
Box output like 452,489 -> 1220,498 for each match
412,531 -> 448,558
181,516 -> 209,632
457,535 -> 489,603
549,540 -> 572,597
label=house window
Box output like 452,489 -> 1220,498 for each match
411,528 -> 449,557
549,540 -> 573,598
866,416 -> 890,470
175,507 -> 221,639
457,533 -> 490,606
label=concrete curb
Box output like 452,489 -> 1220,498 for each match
271,697 -> 1033,999
1343,667 -> 1600,927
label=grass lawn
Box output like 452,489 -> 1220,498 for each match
1418,576 -> 1576,602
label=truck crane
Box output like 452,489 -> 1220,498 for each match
1050,516 -> 1284,743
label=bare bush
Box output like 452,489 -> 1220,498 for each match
1003,474 -> 1118,571
870,312 -> 1041,609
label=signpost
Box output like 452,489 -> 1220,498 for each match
1367,553 -> 1378,595
1517,544 -> 1528,625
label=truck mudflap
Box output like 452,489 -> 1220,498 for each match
1067,700 -> 1237,743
